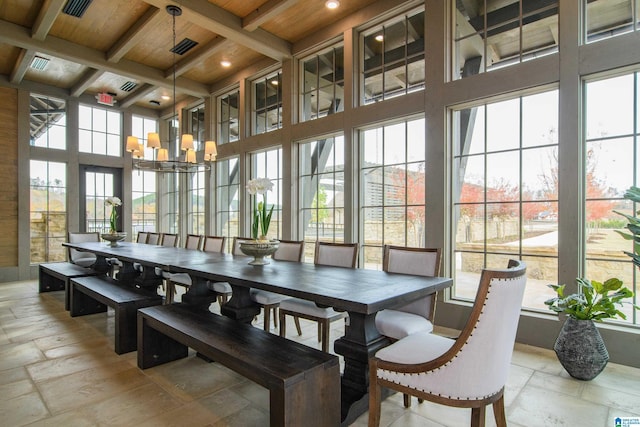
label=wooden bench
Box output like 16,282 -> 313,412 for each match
137,304 -> 340,426
70,276 -> 163,354
39,262 -> 102,310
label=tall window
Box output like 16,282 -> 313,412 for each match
361,9 -> 424,104
165,117 -> 180,234
298,136 -> 345,262
252,71 -> 282,135
218,89 -> 239,144
452,90 -> 559,310
249,148 -> 282,239
216,157 -> 240,252
585,0 -> 640,43
584,72 -> 639,325
453,1 -> 559,80
30,161 -> 66,263
30,94 -> 66,150
132,171 -> 156,234
360,118 -> 426,269
189,170 -> 206,235
300,46 -> 344,122
78,104 -> 121,156
84,170 -> 116,233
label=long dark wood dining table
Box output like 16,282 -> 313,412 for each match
63,240 -> 453,426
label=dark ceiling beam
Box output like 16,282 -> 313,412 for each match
32,0 -> 66,40
242,0 -> 300,31
0,19 -> 209,97
9,49 -> 36,84
467,0 -> 558,37
120,83 -> 156,108
107,6 -> 164,63
141,0 -> 291,61
70,68 -> 105,97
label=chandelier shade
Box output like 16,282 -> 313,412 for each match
126,5 -> 215,173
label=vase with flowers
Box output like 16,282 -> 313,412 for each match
240,178 -> 279,265
101,196 -> 126,246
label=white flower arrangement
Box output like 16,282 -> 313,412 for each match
246,178 -> 274,240
105,196 -> 122,233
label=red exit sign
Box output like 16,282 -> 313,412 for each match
97,92 -> 115,106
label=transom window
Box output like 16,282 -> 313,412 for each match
585,0 -> 640,43
361,9 -> 424,104
30,94 -> 66,150
252,71 -> 282,135
218,89 -> 239,144
300,46 -> 344,122
453,0 -> 559,80
78,104 -> 121,156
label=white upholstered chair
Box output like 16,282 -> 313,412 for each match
250,240 -> 304,332
375,246 -> 442,341
67,232 -> 100,267
160,233 -> 179,247
163,234 -> 204,304
136,231 -> 149,244
146,232 -> 161,245
368,259 -> 527,427
278,241 -> 358,352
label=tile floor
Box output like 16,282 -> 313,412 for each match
1,279 -> 639,426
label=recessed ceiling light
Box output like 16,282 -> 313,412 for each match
220,60 -> 231,67
161,95 -> 171,100
270,79 -> 279,85
375,34 -> 384,42
325,0 -> 339,9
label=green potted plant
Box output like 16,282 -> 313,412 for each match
614,185 -> 640,268
545,278 -> 637,380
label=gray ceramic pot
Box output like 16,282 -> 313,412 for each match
554,317 -> 609,380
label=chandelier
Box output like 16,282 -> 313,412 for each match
125,5 -> 216,173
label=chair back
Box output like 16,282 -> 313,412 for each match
383,246 -> 442,319
314,241 -> 358,268
67,232 -> 99,266
146,232 -> 161,245
160,233 -> 179,247
202,235 -> 226,253
428,260 -> 527,399
273,240 -> 304,262
136,232 -> 149,243
184,234 -> 202,250
231,237 -> 253,256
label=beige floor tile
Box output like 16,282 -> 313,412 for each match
27,350 -> 125,383
0,391 -> 49,427
0,365 -> 30,386
0,378 -> 37,401
0,342 -> 46,371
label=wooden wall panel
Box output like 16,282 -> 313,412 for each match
0,87 -> 19,267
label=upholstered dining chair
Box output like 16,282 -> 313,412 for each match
209,237 -> 249,306
375,246 -> 442,341
160,233 -> 179,247
67,232 -> 100,267
146,232 -> 161,245
368,259 -> 527,427
250,240 -> 304,332
163,234 -> 204,304
136,231 -> 149,244
279,241 -> 358,352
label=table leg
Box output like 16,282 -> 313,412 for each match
182,276 -> 218,311
220,284 -> 260,323
333,311 -> 390,426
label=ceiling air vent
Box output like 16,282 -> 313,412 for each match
149,100 -> 161,106
30,56 -> 49,70
120,81 -> 137,92
62,0 -> 93,18
171,38 -> 198,55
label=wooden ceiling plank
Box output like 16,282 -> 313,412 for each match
120,83 -> 156,108
70,68 -> 105,97
167,37 -> 229,78
10,49 -> 37,84
141,0 -> 291,61
32,0 -> 66,41
242,0 -> 301,32
107,6 -> 164,63
0,18 -> 209,97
